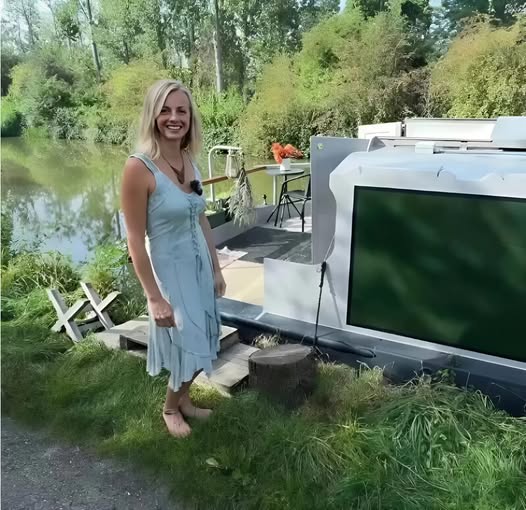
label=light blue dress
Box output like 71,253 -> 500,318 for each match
130,153 -> 221,391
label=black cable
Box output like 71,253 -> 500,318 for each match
312,260 -> 375,360
313,261 -> 327,357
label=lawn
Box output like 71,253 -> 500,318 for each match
2,320 -> 525,510
1,244 -> 525,509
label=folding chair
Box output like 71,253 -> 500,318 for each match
277,174 -> 311,232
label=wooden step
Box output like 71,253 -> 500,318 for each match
94,316 -> 255,393
96,317 -> 239,353
196,343 -> 260,393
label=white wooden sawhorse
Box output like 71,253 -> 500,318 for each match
47,282 -> 120,342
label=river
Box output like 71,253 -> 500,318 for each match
1,137 -> 275,264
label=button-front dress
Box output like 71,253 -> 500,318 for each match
130,153 -> 221,391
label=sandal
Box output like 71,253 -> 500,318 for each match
163,409 -> 192,438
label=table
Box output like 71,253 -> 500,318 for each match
265,165 -> 310,204
265,166 -> 307,225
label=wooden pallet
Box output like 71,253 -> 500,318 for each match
110,317 -> 239,352
198,343 -> 260,392
94,317 -> 257,392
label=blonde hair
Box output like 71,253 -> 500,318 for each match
136,79 -> 202,160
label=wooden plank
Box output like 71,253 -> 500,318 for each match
114,319 -> 239,352
118,326 -> 149,350
196,343 -> 261,392
207,359 -> 249,390
220,343 -> 259,362
219,326 -> 240,351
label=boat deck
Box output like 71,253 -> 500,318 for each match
218,217 -> 312,305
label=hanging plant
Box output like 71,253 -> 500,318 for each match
228,156 -> 255,226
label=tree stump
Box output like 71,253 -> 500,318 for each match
248,344 -> 317,407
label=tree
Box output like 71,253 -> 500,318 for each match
78,0 -> 102,80
299,0 -> 340,31
1,49 -> 20,96
212,0 -> 225,93
97,0 -> 146,64
430,20 -> 526,117
56,1 -> 82,45
3,0 -> 41,50
442,0 -> 526,32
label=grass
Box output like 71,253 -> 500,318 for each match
1,237 -> 524,510
2,322 -> 525,510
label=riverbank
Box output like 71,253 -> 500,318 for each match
2,318 -> 525,510
2,227 -> 525,510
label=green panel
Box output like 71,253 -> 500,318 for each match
347,186 -> 526,362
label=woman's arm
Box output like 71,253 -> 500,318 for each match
199,212 -> 226,297
121,158 -> 175,327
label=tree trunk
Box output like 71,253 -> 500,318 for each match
123,40 -> 130,64
21,2 -> 37,47
248,344 -> 317,407
83,0 -> 102,81
212,0 -> 224,93
45,0 -> 59,39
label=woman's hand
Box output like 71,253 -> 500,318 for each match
148,296 -> 175,328
214,271 -> 226,297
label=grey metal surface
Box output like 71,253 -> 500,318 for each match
404,117 -> 496,140
310,136 -> 369,263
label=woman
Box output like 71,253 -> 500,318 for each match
121,80 -> 226,438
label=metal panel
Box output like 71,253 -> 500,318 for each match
404,118 -> 496,141
358,122 -> 402,139
310,136 -> 369,263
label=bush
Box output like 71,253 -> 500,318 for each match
1,96 -> 24,137
1,288 -> 57,327
197,89 -> 245,150
240,10 -> 428,157
8,46 -> 98,140
1,252 -> 80,298
82,242 -> 146,324
240,55 -> 311,157
430,20 -> 526,117
1,205 -> 14,266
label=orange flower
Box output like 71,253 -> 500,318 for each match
271,142 -> 303,164
271,143 -> 284,164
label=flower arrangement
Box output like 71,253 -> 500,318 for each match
271,143 -> 303,164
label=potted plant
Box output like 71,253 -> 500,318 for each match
271,143 -> 303,171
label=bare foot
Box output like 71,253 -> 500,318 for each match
179,401 -> 213,420
163,409 -> 191,438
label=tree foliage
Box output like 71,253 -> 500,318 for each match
1,0 -> 524,152
430,19 -> 526,117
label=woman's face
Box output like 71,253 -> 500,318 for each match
156,89 -> 191,143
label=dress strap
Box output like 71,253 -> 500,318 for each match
129,153 -> 160,175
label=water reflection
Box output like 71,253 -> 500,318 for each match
2,138 -> 127,263
1,138 -> 275,263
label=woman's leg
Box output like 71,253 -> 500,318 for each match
163,382 -> 192,438
179,369 -> 213,420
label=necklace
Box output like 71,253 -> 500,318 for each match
162,154 -> 185,184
